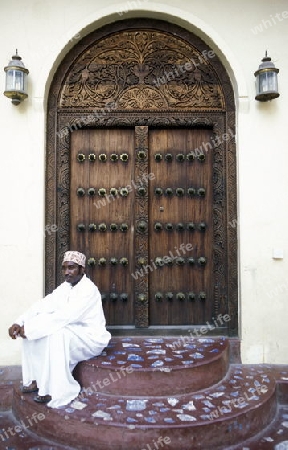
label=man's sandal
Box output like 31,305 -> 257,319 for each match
21,383 -> 38,393
33,395 -> 51,404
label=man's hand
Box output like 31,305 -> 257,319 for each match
8,324 -> 26,339
19,326 -> 26,339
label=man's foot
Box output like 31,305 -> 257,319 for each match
21,381 -> 38,393
33,394 -> 52,404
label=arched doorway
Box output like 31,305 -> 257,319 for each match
45,19 -> 237,336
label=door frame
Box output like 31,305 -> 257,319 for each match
45,19 -> 238,336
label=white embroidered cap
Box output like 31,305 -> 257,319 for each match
63,251 -> 86,267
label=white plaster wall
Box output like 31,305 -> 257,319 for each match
1,0 -> 288,365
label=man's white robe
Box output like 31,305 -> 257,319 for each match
15,274 -> 111,408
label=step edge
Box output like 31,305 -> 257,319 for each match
12,368 -> 277,429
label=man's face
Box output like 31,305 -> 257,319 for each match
62,261 -> 84,285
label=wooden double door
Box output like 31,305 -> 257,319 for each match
70,125 -> 214,328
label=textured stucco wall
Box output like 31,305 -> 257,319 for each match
1,0 -> 288,365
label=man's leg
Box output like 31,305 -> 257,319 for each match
37,329 -> 81,408
22,330 -> 81,408
22,339 -> 46,388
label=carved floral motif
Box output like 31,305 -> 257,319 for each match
60,30 -> 225,111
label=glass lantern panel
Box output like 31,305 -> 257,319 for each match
255,76 -> 260,95
258,71 -> 278,93
23,72 -> 28,92
5,69 -> 25,92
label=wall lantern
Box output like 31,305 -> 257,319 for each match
254,52 -> 279,102
4,50 -> 29,106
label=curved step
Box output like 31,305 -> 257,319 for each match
12,365 -> 277,450
73,336 -> 229,396
0,410 -> 74,449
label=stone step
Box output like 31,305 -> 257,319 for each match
0,410 -> 74,450
226,404 -> 288,450
73,336 -> 229,396
12,365 -> 277,449
3,404 -> 288,450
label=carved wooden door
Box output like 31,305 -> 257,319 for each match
47,19 -> 238,335
70,126 -> 213,328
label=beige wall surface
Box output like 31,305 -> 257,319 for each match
1,0 -> 288,365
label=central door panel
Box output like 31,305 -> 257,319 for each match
70,127 -> 214,328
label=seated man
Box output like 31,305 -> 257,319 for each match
8,251 -> 111,408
